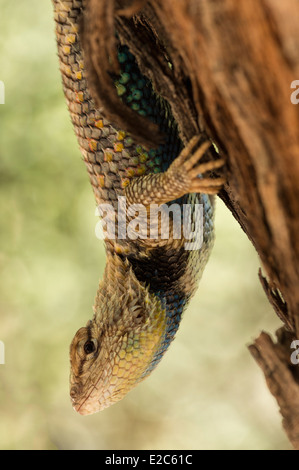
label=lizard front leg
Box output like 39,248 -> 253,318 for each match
125,136 -> 225,206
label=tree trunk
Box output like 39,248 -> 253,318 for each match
85,0 -> 299,449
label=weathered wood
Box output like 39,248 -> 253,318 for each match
142,0 -> 299,448
249,329 -> 299,449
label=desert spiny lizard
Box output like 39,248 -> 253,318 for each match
53,0 -> 224,415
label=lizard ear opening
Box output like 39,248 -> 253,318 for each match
131,305 -> 144,324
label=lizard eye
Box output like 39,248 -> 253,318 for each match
84,340 -> 97,355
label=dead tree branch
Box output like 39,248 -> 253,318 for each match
84,0 -> 299,448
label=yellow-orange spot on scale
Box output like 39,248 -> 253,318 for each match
121,178 -> 130,189
62,45 -> 71,55
117,131 -> 126,141
88,139 -> 97,152
66,34 -> 76,44
114,142 -> 124,152
76,91 -> 84,103
79,60 -> 84,70
96,175 -> 105,188
112,365 -> 119,376
104,150 -> 113,162
115,245 -> 125,255
62,64 -> 72,77
95,119 -> 104,129
139,153 -> 148,163
126,167 -> 136,178
136,164 -> 146,176
75,71 -> 82,80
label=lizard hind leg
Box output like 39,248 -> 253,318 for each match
125,136 -> 225,208
168,136 -> 226,196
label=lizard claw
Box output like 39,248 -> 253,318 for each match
169,135 -> 226,196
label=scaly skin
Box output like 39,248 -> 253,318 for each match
53,0 -> 224,415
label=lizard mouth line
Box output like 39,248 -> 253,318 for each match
72,373 -> 132,415
71,375 -> 107,415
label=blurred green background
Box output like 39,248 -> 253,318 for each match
0,0 -> 291,450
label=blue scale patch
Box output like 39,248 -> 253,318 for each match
114,45 -> 183,173
114,45 -> 191,380
140,291 -> 189,379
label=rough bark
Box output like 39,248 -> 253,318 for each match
84,0 -> 299,448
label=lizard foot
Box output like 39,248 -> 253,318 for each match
169,136 -> 226,195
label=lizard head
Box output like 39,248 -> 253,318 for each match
69,253 -> 167,415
